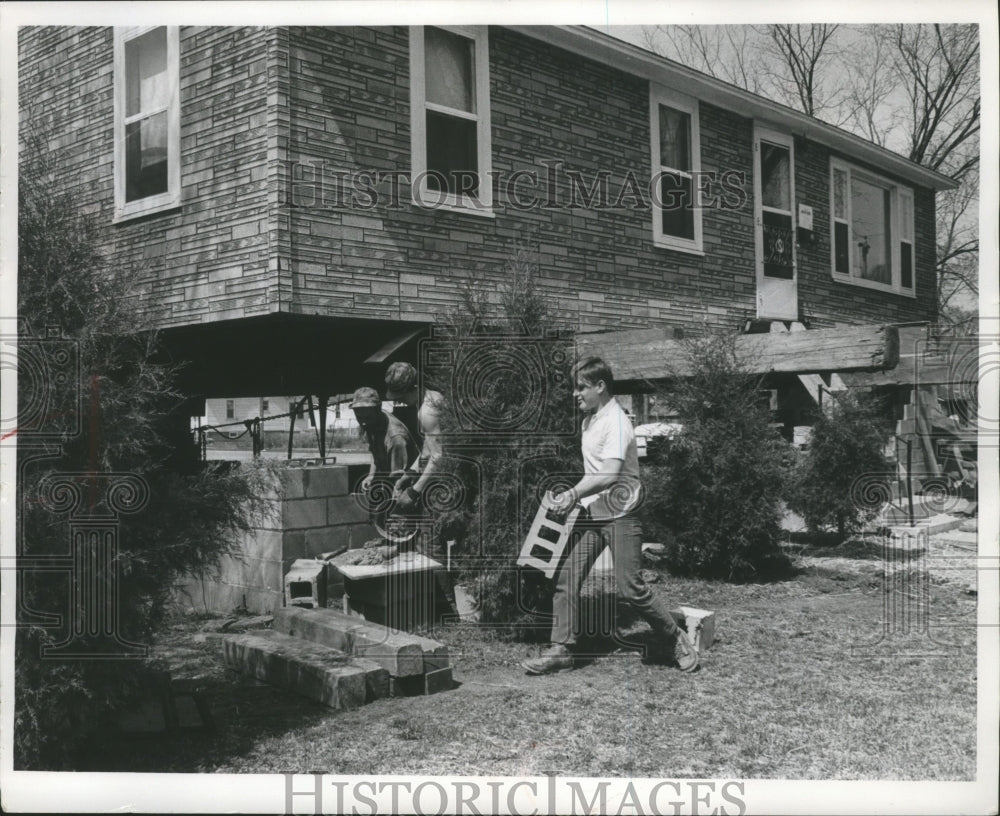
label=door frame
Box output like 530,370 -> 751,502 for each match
753,125 -> 798,320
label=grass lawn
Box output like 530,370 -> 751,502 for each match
88,537 -> 977,779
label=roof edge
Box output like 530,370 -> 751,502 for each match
505,25 -> 959,192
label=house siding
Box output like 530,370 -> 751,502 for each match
793,140 -> 938,328
283,25 -> 936,333
19,26 -> 277,328
18,25 -> 938,337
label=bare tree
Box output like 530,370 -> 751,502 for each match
842,27 -> 900,146
764,24 -> 841,117
649,24 -> 848,121
641,23 -> 981,327
889,25 -> 979,325
645,25 -> 766,94
890,24 -> 980,180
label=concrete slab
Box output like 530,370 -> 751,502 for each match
222,630 -> 388,709
935,530 -> 978,547
890,514 -> 965,541
337,552 -> 443,581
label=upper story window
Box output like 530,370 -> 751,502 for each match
831,159 -> 915,295
114,26 -> 180,221
225,399 -> 235,420
649,85 -> 702,254
409,26 -> 493,214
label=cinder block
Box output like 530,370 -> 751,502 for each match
352,655 -> 391,702
283,497 -> 328,530
257,499 -> 285,531
389,674 -> 424,697
669,606 -> 716,653
423,666 -> 453,695
279,468 -> 307,499
304,526 -> 351,559
284,559 -> 327,609
222,630 -> 386,710
282,530 -> 307,562
349,524 -> 379,549
303,467 -> 350,498
388,666 -> 453,697
242,557 -> 283,590
327,495 -> 371,526
273,606 -> 441,676
244,529 -> 283,561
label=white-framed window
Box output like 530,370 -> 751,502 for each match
409,25 -> 493,215
225,400 -> 235,420
830,159 -> 915,295
649,85 -> 702,254
113,25 -> 180,221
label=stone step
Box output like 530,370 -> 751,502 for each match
273,606 -> 449,677
889,513 -> 966,541
222,630 -> 388,710
934,530 -> 978,548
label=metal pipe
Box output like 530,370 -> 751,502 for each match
905,437 -> 914,527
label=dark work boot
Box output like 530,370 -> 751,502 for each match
522,644 -> 574,675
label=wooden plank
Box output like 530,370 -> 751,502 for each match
840,360 -> 978,388
363,326 -> 425,364
574,324 -> 899,380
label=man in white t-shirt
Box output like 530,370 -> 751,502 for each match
522,357 -> 698,675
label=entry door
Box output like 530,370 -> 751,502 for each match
754,127 -> 797,320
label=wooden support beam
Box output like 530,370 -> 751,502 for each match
574,324 -> 899,381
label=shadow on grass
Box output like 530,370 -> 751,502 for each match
74,670 -> 335,773
787,532 -> 888,561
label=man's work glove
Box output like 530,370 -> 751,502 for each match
393,470 -> 416,493
393,486 -> 422,514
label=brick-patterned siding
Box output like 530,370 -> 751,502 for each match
284,25 -> 937,333
19,25 -> 938,337
794,140 -> 938,328
19,26 -> 277,328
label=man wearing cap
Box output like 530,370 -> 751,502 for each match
349,387 -> 419,495
383,362 -> 447,513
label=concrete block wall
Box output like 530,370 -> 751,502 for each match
172,464 -> 377,615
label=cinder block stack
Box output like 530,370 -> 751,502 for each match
221,606 -> 453,710
174,464 -> 377,615
273,607 -> 453,697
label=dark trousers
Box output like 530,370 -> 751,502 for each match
550,512 -> 676,646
